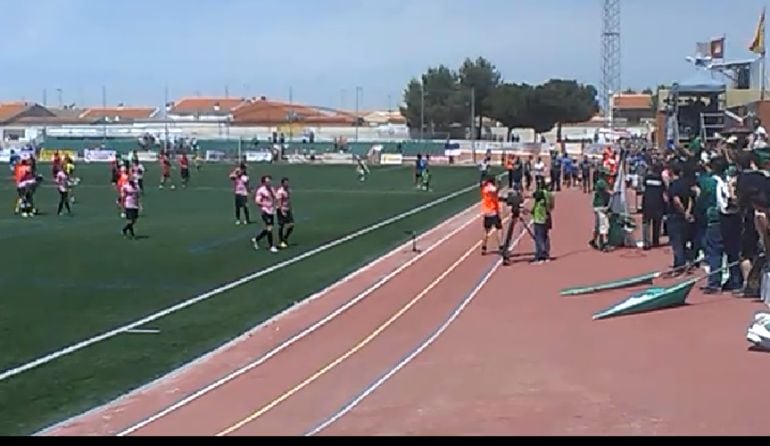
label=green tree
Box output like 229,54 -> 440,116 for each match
526,79 -> 599,139
400,65 -> 460,136
487,83 -> 530,131
458,57 -> 502,138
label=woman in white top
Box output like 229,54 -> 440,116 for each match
533,157 -> 546,189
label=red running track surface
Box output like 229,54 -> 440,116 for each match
45,188 -> 770,436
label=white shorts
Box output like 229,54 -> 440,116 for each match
594,208 -> 610,236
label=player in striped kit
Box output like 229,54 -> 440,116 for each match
275,177 -> 295,249
229,165 -> 251,225
251,175 -> 278,253
55,168 -> 72,216
121,179 -> 141,239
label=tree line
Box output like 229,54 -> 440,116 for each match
400,57 -> 602,140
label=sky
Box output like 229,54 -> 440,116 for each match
0,0 -> 767,110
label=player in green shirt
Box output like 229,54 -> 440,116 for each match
591,169 -> 611,251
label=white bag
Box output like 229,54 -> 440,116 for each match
747,315 -> 770,350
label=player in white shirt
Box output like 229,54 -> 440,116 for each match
55,169 -> 72,216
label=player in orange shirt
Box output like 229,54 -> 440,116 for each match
116,165 -> 130,217
480,175 -> 505,255
13,160 -> 29,214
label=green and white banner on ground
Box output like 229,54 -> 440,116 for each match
592,279 -> 697,321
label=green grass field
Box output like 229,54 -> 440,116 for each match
0,161 -> 488,435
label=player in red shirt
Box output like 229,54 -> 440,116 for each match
179,153 -> 191,188
159,152 -> 174,190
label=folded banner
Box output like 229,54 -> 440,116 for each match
560,272 -> 660,296
592,279 -> 697,321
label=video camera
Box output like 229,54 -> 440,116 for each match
504,189 -> 524,218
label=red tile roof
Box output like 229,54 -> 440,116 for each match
232,99 -> 355,126
0,102 -> 32,122
613,94 -> 652,110
170,97 -> 247,115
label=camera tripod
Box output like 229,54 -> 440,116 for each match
501,212 -> 536,266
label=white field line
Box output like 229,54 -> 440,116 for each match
1,183 -> 479,384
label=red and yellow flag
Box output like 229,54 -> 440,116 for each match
750,8 -> 766,55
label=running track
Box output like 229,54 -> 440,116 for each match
44,189 -> 770,436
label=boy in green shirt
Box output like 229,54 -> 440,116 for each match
531,183 -> 554,264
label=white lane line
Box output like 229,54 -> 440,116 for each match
304,226 -> 528,436
114,206 -> 480,436
217,226 -> 489,436
1,183 -> 481,384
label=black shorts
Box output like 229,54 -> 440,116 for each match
483,214 -> 503,230
261,212 -> 275,226
235,194 -> 247,208
278,209 -> 294,225
125,208 -> 139,221
181,168 -> 190,179
741,210 -> 760,260
16,187 -> 24,198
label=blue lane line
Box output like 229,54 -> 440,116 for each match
303,256 -> 503,436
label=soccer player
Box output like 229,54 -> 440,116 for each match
179,153 -> 191,188
420,167 -> 432,191
275,177 -> 294,248
110,159 -> 120,186
52,151 -> 62,177
55,167 -> 72,216
13,159 -> 28,215
230,166 -> 251,225
131,159 -> 145,193
415,154 -> 427,187
116,166 -> 130,218
480,175 -> 503,255
251,175 -> 278,253
355,156 -> 370,182
194,150 -> 203,171
64,154 -> 78,203
159,152 -> 174,189
121,179 -> 141,239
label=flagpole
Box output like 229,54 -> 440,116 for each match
762,7 -> 767,101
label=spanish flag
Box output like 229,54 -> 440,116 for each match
750,8 -> 766,55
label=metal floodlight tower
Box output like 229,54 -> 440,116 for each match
601,0 -> 621,120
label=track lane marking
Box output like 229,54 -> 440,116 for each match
217,238 -> 485,436
216,210 -> 519,436
305,227 -> 527,435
